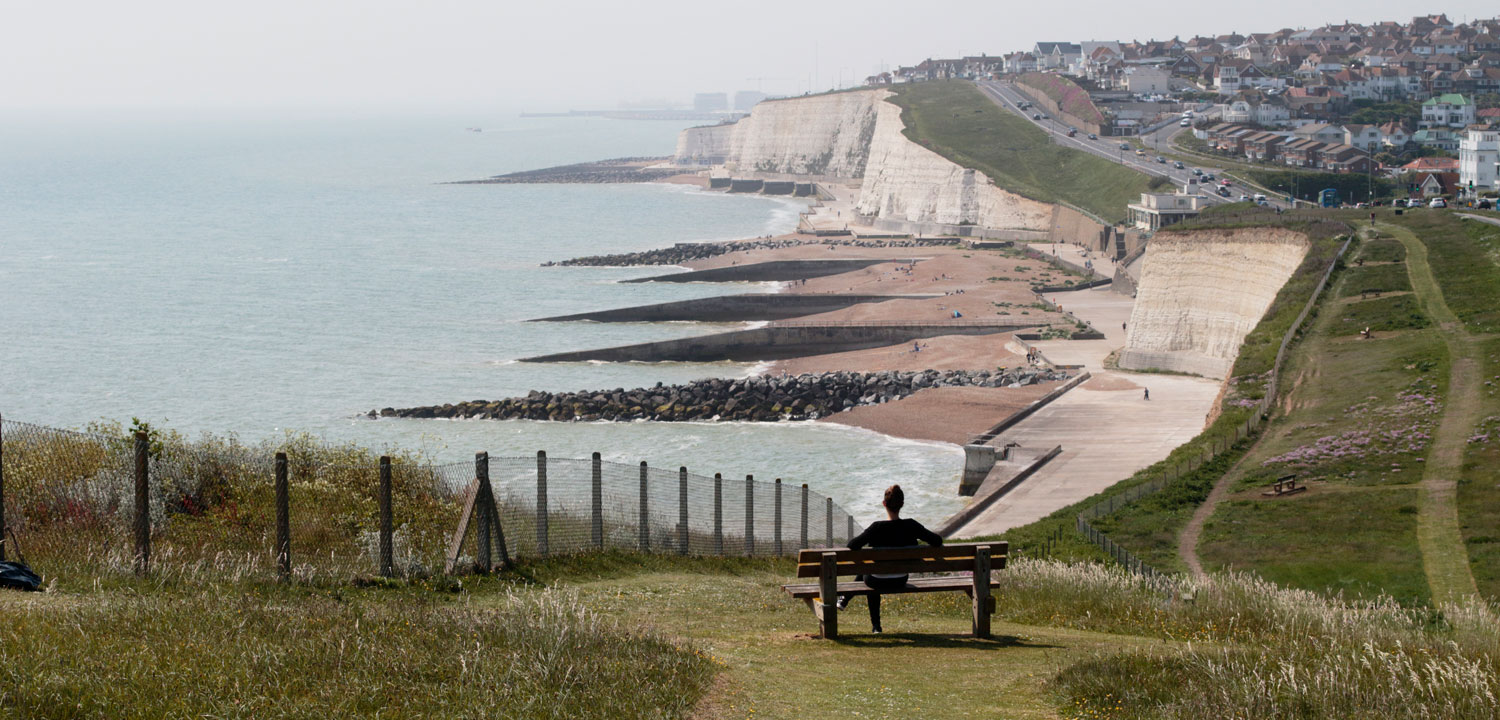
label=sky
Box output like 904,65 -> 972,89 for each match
3,0 -> 1498,113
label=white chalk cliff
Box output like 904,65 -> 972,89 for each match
673,90 -> 1050,230
1118,228 -> 1310,379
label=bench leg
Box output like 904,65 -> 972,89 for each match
973,546 -> 992,639
818,553 -> 838,639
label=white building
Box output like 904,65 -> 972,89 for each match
1128,189 -> 1210,231
1223,91 -> 1290,126
1124,66 -> 1171,94
1459,127 -> 1500,195
1421,93 -> 1476,129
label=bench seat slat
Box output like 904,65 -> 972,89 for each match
782,576 -> 998,599
798,558 -> 1008,579
794,543 -> 1002,565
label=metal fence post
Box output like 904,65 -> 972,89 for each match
379,456 -> 394,577
800,483 -> 809,549
476,457 -> 493,571
825,497 -> 833,548
678,466 -> 688,555
274,451 -> 289,579
713,473 -> 723,555
536,451 -> 549,557
591,452 -> 603,549
744,474 -> 754,557
773,478 -> 783,556
0,413 -> 5,563
638,461 -> 649,552
133,430 -> 150,576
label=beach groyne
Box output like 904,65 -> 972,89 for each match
380,368 -> 1072,423
529,294 -> 928,323
542,237 -> 956,268
450,157 -> 677,184
623,258 -> 917,284
518,322 -> 1038,363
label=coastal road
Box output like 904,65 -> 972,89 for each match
974,80 -> 1280,208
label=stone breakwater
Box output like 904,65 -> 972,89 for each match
378,369 -> 1071,423
450,157 -> 679,185
543,237 -> 959,267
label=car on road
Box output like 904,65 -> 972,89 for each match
1239,194 -> 1250,201
1429,197 -> 1447,208
1184,110 -> 1195,118
1253,193 -> 1267,203
1156,156 -> 1166,163
1481,198 -> 1494,209
1179,118 -> 1191,127
1040,113 -> 1050,120
1192,168 -> 1203,176
1087,133 -> 1097,140
1119,143 -> 1131,150
1032,113 -> 1042,120
1173,161 -> 1185,169
1067,128 -> 1077,137
1202,173 -> 1216,182
1219,179 -> 1232,186
1135,149 -> 1146,156
1217,186 -> 1232,197
1405,198 -> 1422,208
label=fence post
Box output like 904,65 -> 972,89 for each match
774,478 -> 783,556
713,473 -> 724,555
744,474 -> 754,557
638,461 -> 649,553
379,456 -> 394,577
800,483 -> 809,549
825,497 -> 833,548
678,467 -> 688,555
275,451 -> 289,579
476,456 -> 493,572
847,515 -> 854,542
591,452 -> 603,550
477,451 -> 507,569
536,451 -> 549,558
0,413 -> 5,563
133,430 -> 150,576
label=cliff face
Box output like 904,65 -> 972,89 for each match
672,89 -> 1050,230
855,98 -> 1052,229
1118,228 -> 1309,379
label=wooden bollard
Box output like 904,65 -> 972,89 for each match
825,496 -> 833,548
591,452 -> 603,549
379,456 -> 393,577
800,483 -> 809,549
773,478 -> 783,556
744,474 -> 754,557
638,461 -> 649,552
678,466 -> 688,555
133,431 -> 150,576
536,451 -> 548,557
275,452 -> 289,579
713,473 -> 723,555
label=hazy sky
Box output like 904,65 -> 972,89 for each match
4,1 -> 1498,112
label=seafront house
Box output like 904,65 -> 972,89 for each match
1128,189 -> 1209,231
1420,93 -> 1476,129
1459,127 -> 1500,195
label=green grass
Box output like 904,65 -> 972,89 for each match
886,81 -> 1151,223
1359,236 -> 1407,263
1460,337 -> 1500,598
1338,262 -> 1412,297
1401,212 -> 1500,334
1332,293 -> 1430,335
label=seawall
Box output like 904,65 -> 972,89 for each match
519,322 -> 1038,363
1117,228 -> 1310,379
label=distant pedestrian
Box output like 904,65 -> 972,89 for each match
1143,388 -> 1150,401
1122,322 -> 1127,331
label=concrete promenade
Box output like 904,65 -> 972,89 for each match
952,262 -> 1221,536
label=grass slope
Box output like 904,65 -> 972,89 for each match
887,81 -> 1152,223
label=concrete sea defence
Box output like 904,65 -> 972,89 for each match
519,322 -> 1038,363
622,258 -> 916,284
529,294 -> 928,323
1117,228 -> 1310,379
379,368 -> 1072,423
543,237 -> 957,268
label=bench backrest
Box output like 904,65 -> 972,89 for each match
795,542 -> 1007,578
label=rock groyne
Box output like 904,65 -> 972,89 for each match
378,369 -> 1072,423
542,236 -> 958,267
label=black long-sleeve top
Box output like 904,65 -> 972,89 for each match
848,518 -> 944,550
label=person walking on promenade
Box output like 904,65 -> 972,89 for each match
835,485 -> 942,634
1143,387 -> 1150,401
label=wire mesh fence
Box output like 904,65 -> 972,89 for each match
0,416 -> 863,583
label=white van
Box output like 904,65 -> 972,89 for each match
1253,193 -> 1267,203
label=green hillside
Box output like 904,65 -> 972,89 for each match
887,80 -> 1155,224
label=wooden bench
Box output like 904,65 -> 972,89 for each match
1262,474 -> 1306,497
780,542 -> 1006,639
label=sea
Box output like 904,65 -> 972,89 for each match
0,109 -> 963,524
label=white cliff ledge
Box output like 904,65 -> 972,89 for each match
673,90 -> 1050,231
1118,228 -> 1310,380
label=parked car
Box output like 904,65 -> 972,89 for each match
1429,197 -> 1447,208
1087,133 -> 1097,140
1173,161 -> 1185,169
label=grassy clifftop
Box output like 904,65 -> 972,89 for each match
887,80 -> 1152,223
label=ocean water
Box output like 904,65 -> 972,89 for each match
0,110 -> 962,523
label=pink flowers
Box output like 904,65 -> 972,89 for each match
1263,389 -> 1440,467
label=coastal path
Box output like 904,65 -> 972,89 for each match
951,277 -> 1220,536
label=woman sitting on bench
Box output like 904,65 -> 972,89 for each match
836,484 -> 944,633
